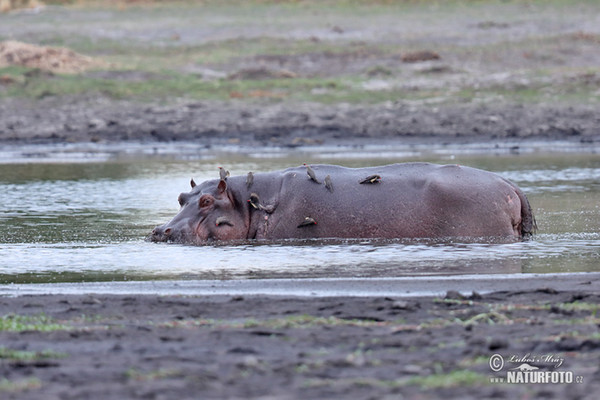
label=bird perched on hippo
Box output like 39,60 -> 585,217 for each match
150,163 -> 536,245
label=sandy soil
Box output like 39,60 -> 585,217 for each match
1,290 -> 599,399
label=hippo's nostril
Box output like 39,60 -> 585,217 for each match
150,226 -> 174,243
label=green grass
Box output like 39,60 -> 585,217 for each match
0,378 -> 42,394
243,314 -> 387,329
3,64 -> 597,105
21,33 -> 397,70
164,314 -> 387,329
0,347 -> 67,361
125,368 -> 183,382
557,301 -> 600,313
164,298 -> 600,333
0,67 -> 335,101
3,1 -> 599,106
0,314 -> 70,332
303,370 -> 488,390
404,370 -> 488,388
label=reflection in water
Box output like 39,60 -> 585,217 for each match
0,154 -> 598,283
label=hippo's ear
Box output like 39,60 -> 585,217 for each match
190,178 -> 196,188
217,179 -> 227,194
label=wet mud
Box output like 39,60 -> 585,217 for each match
1,97 -> 599,149
1,290 -> 599,399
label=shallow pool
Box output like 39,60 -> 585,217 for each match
0,151 -> 598,283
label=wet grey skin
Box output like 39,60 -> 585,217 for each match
150,163 -> 536,244
324,175 -> 334,193
359,174 -> 381,184
246,172 -> 254,189
304,163 -> 321,184
297,217 -> 317,228
219,167 -> 230,181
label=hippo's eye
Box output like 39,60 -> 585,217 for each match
177,194 -> 187,207
199,195 -> 214,208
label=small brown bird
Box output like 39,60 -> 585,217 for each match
359,174 -> 381,184
219,167 -> 230,181
297,216 -> 317,228
246,171 -> 254,189
247,193 -> 275,213
324,175 -> 333,193
215,216 -> 233,227
303,163 -> 321,184
248,193 -> 261,209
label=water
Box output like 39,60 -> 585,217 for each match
0,152 -> 598,284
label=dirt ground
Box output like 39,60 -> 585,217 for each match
0,1 -> 599,149
1,290 -> 599,399
1,96 -> 599,148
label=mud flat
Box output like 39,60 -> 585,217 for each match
1,285 -> 600,399
1,98 -> 598,162
1,1 -> 600,155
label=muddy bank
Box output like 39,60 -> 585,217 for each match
1,1 -> 600,152
0,290 -> 599,399
1,97 -> 599,149
4,272 -> 600,298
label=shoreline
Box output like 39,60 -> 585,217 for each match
1,99 -> 599,163
1,137 -> 598,164
2,272 -> 600,298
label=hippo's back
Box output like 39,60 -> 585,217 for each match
263,163 -> 525,239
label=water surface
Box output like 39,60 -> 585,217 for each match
0,153 -> 598,283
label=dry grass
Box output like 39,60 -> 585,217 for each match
0,0 -> 43,12
0,41 -> 108,74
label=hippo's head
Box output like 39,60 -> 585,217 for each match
150,179 -> 248,244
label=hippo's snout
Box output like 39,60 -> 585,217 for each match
150,225 -> 172,242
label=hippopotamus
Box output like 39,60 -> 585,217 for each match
150,163 -> 536,244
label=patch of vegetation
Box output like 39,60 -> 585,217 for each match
457,355 -> 491,368
0,67 -> 339,102
303,370 -> 488,390
125,368 -> 183,382
3,0 -> 599,107
404,370 -> 488,388
168,307 -> 600,346
431,299 -> 600,331
161,317 -> 219,329
557,301 -> 600,313
541,330 -> 600,343
0,347 -> 67,361
188,37 -> 389,66
244,314 -> 387,329
0,314 -> 70,332
461,311 -> 512,326
164,314 -> 388,330
0,378 -> 42,394
0,65 -> 30,79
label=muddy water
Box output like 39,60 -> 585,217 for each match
0,152 -> 598,284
